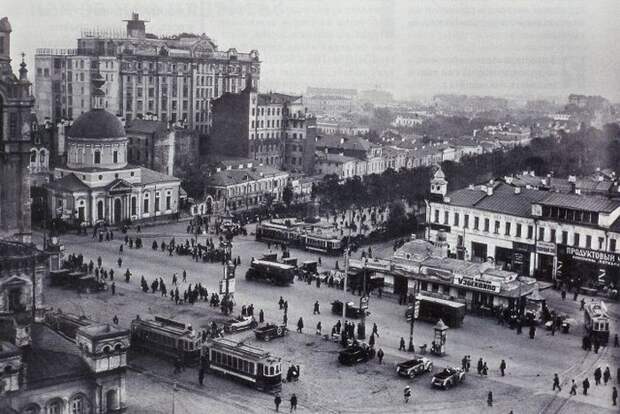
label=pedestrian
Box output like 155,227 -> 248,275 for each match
313,300 -> 320,315
183,269 -> 187,283
561,289 -> 566,300
316,321 -> 322,335
399,337 -> 406,351
111,282 -> 116,295
487,391 -> 493,407
553,373 -> 562,392
274,394 -> 282,412
477,358 -> 484,375
500,359 -> 506,376
529,325 -> 536,339
612,386 -> 617,406
289,394 -> 297,412
297,317 -> 304,333
117,257 -> 122,268
377,348 -> 384,364
583,377 -> 590,395
112,315 -> 119,325
462,356 -> 468,371
119,244 -> 123,254
198,367 -> 204,386
372,322 -> 379,337
369,333 -> 375,348
580,298 -> 585,310
573,290 -> 578,301
482,362 -> 488,376
279,296 -> 284,310
603,366 -> 610,385
570,379 -> 577,395
594,367 -> 602,385
259,309 -> 265,323
403,386 -> 411,403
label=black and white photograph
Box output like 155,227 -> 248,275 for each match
0,1 -> 618,413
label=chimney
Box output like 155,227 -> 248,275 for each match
486,186 -> 493,196
529,170 -> 535,176
575,188 -> 581,195
468,184 -> 475,190
568,175 -> 576,183
514,187 -> 521,194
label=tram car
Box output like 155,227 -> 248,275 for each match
301,232 -> 342,255
201,338 -> 282,392
584,300 -> 610,344
130,316 -> 202,365
255,220 -> 300,245
44,309 -> 95,341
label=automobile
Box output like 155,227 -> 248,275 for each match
431,367 -> 465,389
331,300 -> 369,319
396,357 -> 433,378
254,323 -> 288,341
222,315 -> 257,333
338,343 -> 371,365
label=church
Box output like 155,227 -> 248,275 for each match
45,71 -> 181,227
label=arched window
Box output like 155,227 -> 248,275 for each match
70,394 -> 86,414
46,399 -> 63,414
94,150 -> 101,164
131,196 -> 137,216
97,200 -> 104,220
103,346 -> 111,354
21,404 -> 41,414
39,149 -> 46,165
30,150 -> 37,163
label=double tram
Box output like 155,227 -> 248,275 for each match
256,221 -> 300,245
201,338 -> 282,392
44,309 -> 95,341
130,316 -> 202,365
584,300 -> 610,343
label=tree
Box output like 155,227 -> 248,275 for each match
282,183 -> 294,207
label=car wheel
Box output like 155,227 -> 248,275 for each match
409,371 -> 416,379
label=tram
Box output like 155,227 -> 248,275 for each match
44,309 -> 95,341
584,300 -> 610,343
301,232 -> 343,255
201,338 -> 282,392
256,221 -> 300,245
130,316 -> 202,365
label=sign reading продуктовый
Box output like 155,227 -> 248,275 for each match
559,245 -> 620,268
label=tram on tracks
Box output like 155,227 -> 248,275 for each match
256,221 -> 300,245
584,300 -> 610,343
256,219 -> 342,255
44,309 -> 96,341
201,338 -> 282,392
301,232 -> 343,255
130,316 -> 202,365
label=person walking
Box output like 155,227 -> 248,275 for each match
274,394 -> 282,412
279,296 -> 284,309
111,282 -> 116,295
377,348 -> 384,364
570,379 -> 578,395
553,373 -> 562,392
487,391 -> 493,407
477,358 -> 484,375
289,394 -> 297,412
372,323 -> 379,337
583,377 -> 590,395
313,301 -> 320,315
117,257 -> 122,268
399,337 -> 406,351
112,315 -> 119,325
403,386 -> 411,403
316,321 -> 322,335
297,317 -> 304,333
612,386 -> 617,406
594,367 -> 602,385
500,359 -> 506,376
603,366 -> 611,385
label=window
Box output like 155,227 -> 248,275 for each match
453,213 -> 459,227
562,231 -> 568,245
586,235 -> 592,249
143,196 -> 149,214
527,225 -> 533,240
131,197 -> 137,216
494,220 -> 500,234
94,150 -> 101,164
550,229 -> 556,243
516,223 -> 522,238
574,233 -> 580,246
598,237 -> 604,250
113,150 -> 118,163
464,214 -> 469,229
444,211 -> 449,225
483,218 -> 489,232
71,395 -> 84,414
538,227 -> 545,241
610,239 -> 616,252
505,222 -> 511,236
434,210 -> 439,223
47,401 -> 62,414
474,217 -> 479,230
155,193 -> 160,212
166,193 -> 171,210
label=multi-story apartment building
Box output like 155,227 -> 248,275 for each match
210,84 -> 316,173
34,13 -> 260,134
426,168 -> 620,288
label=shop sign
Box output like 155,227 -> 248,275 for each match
430,223 -> 451,232
558,244 -> 620,268
513,241 -> 535,253
453,276 -> 501,293
536,241 -> 557,256
423,267 -> 453,282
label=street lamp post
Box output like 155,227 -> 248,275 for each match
408,279 -> 419,352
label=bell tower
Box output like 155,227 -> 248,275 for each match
430,166 -> 448,200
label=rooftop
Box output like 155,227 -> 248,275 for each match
207,165 -> 287,187
257,92 -> 301,106
315,135 -> 373,152
537,192 -> 620,213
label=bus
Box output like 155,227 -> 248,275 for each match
584,300 -> 610,344
245,259 -> 296,286
406,295 -> 466,328
201,338 -> 282,392
130,316 -> 202,365
44,309 -> 95,341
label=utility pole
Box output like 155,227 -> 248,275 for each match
408,279 -> 419,352
171,381 -> 178,414
342,227 -> 352,321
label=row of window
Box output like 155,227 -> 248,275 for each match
252,107 -> 282,117
433,209 -> 618,251
211,350 -> 256,375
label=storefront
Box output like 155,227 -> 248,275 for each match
512,242 -> 534,276
536,241 -> 557,280
557,244 -> 620,287
471,242 -> 488,262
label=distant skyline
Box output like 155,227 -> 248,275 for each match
5,0 -> 620,102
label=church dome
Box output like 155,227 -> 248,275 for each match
68,109 -> 126,140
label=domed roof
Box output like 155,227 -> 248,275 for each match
68,109 -> 126,140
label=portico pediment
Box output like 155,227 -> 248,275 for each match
105,179 -> 134,194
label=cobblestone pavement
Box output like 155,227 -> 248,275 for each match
37,222 -> 619,413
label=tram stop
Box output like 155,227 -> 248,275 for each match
431,319 -> 448,356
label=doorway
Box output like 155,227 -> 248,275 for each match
114,199 -> 122,224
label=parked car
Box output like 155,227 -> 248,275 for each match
396,357 -> 433,378
254,323 -> 288,341
222,315 -> 257,333
338,343 -> 371,365
431,367 -> 465,389
331,300 -> 369,319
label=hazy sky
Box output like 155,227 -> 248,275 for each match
5,0 -> 620,102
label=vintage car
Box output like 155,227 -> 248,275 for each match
222,315 -> 257,333
431,367 -> 465,389
338,343 -> 371,365
396,357 -> 433,378
254,323 -> 288,341
331,300 -> 369,319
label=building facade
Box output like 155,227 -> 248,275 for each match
0,17 -> 35,243
34,13 -> 260,133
